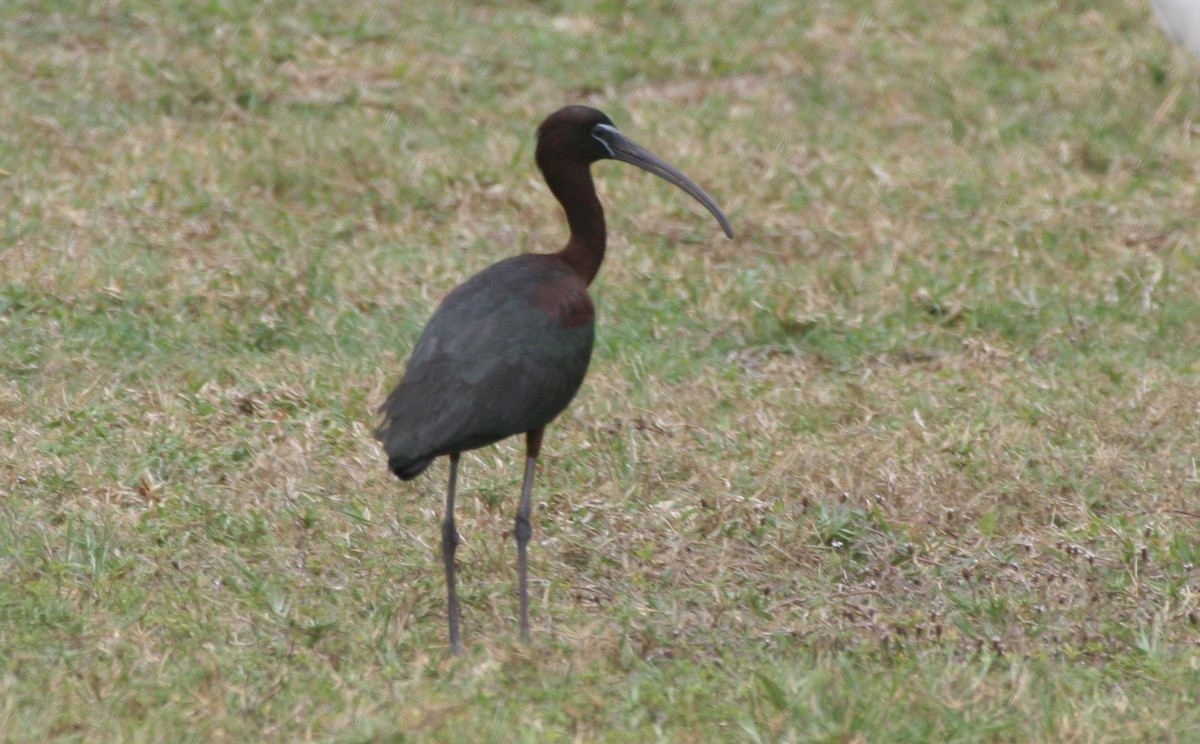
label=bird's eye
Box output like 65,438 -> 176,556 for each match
591,124 -> 617,156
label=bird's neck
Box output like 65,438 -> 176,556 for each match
545,163 -> 606,286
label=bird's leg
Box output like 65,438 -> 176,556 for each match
515,428 -> 543,643
443,452 -> 462,655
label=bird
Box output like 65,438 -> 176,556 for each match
1150,0 -> 1200,121
375,105 -> 734,654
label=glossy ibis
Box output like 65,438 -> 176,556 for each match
376,105 -> 733,653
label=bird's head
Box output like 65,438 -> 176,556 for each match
536,105 -> 619,166
536,105 -> 734,239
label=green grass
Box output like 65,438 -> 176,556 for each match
4,0 -> 1200,740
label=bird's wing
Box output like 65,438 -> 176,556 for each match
377,256 -> 595,472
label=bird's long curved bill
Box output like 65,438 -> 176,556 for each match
604,129 -> 735,239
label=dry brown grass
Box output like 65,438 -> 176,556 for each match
3,0 -> 1200,741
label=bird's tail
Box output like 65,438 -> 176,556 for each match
388,453 -> 434,481
375,416 -> 435,481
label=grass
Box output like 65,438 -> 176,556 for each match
3,0 -> 1200,740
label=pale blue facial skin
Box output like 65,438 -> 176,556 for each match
591,123 -> 620,156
